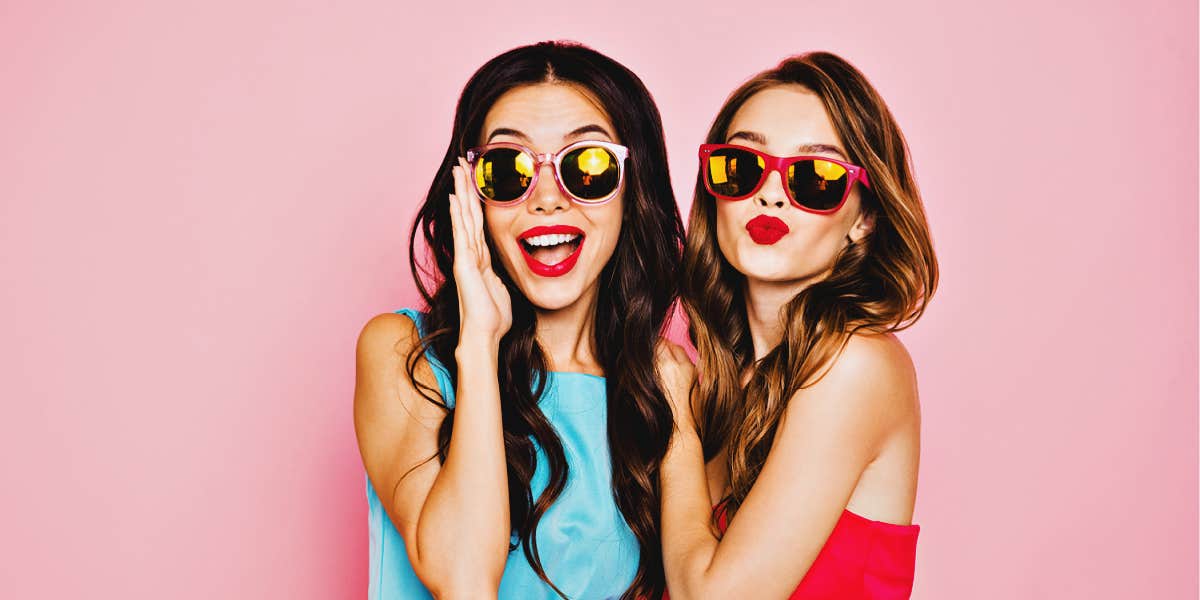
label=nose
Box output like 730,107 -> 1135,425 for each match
755,169 -> 787,209
526,160 -> 569,214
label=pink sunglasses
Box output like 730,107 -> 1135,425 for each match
465,140 -> 628,207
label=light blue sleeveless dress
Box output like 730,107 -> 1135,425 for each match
366,308 -> 640,599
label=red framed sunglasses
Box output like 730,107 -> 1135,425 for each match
699,143 -> 871,214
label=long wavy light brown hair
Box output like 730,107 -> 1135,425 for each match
681,52 -> 939,524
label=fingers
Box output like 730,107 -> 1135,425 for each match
451,163 -> 477,261
448,192 -> 469,271
457,157 -> 487,266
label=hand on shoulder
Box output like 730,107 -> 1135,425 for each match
656,338 -> 697,429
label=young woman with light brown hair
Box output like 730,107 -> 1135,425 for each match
658,52 -> 938,599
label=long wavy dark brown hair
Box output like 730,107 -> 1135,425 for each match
681,52 -> 939,524
403,42 -> 683,599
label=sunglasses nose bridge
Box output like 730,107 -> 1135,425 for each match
530,153 -> 561,181
756,165 -> 790,206
524,155 -> 570,212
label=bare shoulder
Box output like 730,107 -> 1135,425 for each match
357,311 -> 420,358
829,331 -> 916,388
354,311 -> 444,423
787,332 -> 919,436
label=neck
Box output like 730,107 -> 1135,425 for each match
534,282 -> 601,375
743,276 -> 815,361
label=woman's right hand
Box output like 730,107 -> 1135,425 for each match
449,157 -> 512,347
656,340 -> 698,433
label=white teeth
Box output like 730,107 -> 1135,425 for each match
523,233 -> 581,247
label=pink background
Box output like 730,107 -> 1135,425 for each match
1,1 -> 1195,598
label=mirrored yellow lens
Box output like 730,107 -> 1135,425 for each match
514,152 -> 534,178
475,148 -> 534,202
475,162 -> 489,191
707,148 -> 764,198
577,147 -> 611,176
788,158 -> 849,210
561,145 -> 620,201
812,159 -> 846,181
709,156 -> 729,184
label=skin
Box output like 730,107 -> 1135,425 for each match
659,84 -> 922,599
715,85 -> 875,354
480,83 -> 625,374
353,82 -> 625,599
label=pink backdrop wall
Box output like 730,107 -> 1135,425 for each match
2,1 -> 1195,598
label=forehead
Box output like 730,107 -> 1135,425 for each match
727,85 -> 843,151
481,83 -> 615,147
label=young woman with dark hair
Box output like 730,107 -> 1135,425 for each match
354,41 -> 684,599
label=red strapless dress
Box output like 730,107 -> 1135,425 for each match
665,504 -> 919,599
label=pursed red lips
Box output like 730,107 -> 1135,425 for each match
517,224 -> 586,277
746,214 -> 790,245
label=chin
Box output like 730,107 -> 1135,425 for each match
728,245 -> 783,277
506,267 -> 594,312
731,251 -> 813,284
522,283 -> 583,311
740,266 -> 798,283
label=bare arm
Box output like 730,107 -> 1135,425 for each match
354,159 -> 513,599
660,334 -> 917,599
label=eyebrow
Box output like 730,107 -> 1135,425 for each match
797,143 -> 849,160
565,124 -> 614,140
726,130 -> 849,159
486,127 -> 529,143
485,124 -> 615,144
726,130 -> 767,145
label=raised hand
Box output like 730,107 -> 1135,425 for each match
449,157 -> 512,346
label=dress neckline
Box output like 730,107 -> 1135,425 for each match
713,499 -> 919,531
548,370 -> 606,380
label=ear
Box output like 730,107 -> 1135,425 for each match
848,209 -> 875,244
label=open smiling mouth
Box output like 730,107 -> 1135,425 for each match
518,225 -> 585,277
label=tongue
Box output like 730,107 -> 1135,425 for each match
529,241 -> 577,266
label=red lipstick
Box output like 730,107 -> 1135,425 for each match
517,224 -> 585,277
746,215 -> 790,245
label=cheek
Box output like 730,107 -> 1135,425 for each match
775,213 -> 856,274
482,207 -> 518,262
586,199 -> 624,263
788,222 -> 840,257
714,202 -> 744,260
